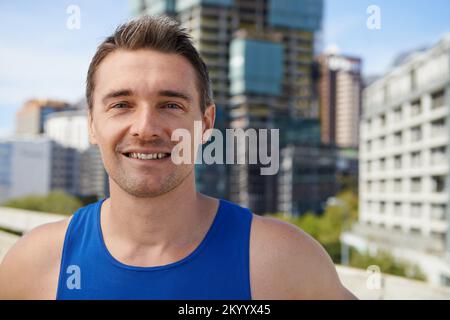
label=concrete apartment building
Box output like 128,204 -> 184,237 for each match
342,35 -> 450,287
0,136 -> 77,203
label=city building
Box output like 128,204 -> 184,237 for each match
44,109 -> 90,151
342,35 -> 450,287
15,99 -> 72,135
0,136 -> 77,203
278,142 -> 339,216
317,52 -> 362,148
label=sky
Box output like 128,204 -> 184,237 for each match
1,0 -> 450,136
323,0 -> 450,75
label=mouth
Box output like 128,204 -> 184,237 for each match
122,152 -> 171,161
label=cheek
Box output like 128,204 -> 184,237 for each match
94,119 -> 127,152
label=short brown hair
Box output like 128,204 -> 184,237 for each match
86,15 -> 213,113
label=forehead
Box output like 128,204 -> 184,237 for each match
94,49 -> 200,104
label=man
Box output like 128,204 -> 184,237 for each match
0,15 -> 356,300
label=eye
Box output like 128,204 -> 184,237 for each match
112,102 -> 130,109
164,103 -> 182,110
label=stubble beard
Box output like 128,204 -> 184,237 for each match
109,160 -> 194,198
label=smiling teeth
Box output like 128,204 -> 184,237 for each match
129,153 -> 168,160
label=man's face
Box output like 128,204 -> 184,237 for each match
88,48 -> 214,198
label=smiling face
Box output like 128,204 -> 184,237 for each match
88,49 -> 215,198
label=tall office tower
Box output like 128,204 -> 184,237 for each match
342,35 -> 450,286
15,99 -> 72,135
131,0 -> 324,214
317,52 -> 362,149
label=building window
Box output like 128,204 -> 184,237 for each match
394,179 -> 402,192
379,179 -> 386,192
379,136 -> 386,149
431,175 -> 446,193
410,177 -> 421,192
379,158 -> 386,171
394,155 -> 402,169
430,146 -> 446,165
410,125 -> 422,142
431,204 -> 447,220
431,118 -> 446,137
394,131 -> 402,145
410,68 -> 417,91
410,99 -> 422,116
411,202 -> 422,218
431,231 -> 446,243
394,202 -> 402,215
393,107 -> 402,122
380,114 -> 386,127
431,89 -> 446,109
410,151 -> 422,167
379,201 -> 386,214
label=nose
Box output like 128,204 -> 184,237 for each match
129,105 -> 165,140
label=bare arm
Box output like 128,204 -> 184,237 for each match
0,219 -> 70,299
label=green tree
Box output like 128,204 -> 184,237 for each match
349,248 -> 426,281
2,190 -> 83,216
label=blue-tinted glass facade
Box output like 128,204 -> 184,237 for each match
229,39 -> 284,96
130,0 -> 176,16
130,0 -> 145,16
40,106 -> 55,133
267,0 -> 323,31
150,0 -> 175,15
287,118 -> 321,144
176,0 -> 233,12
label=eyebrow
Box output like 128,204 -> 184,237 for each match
102,89 -> 133,105
158,90 -> 193,104
101,89 -> 193,105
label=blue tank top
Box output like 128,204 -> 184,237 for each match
56,198 -> 254,300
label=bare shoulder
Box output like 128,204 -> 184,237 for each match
249,214 -> 357,300
0,217 -> 72,299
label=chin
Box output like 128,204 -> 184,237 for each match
110,166 -> 192,198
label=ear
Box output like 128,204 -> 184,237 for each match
87,111 -> 98,145
202,104 -> 216,143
